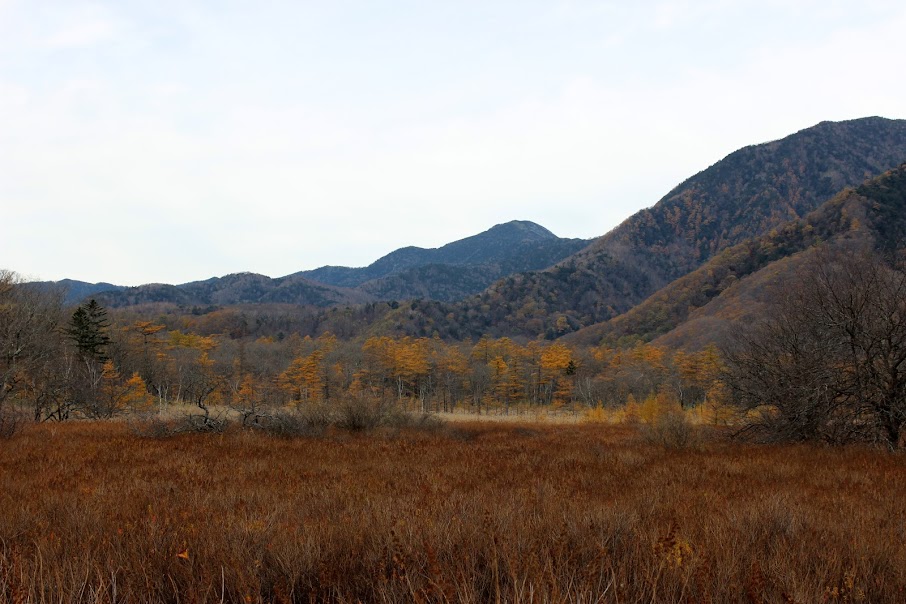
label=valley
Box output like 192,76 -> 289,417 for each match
5,117 -> 906,603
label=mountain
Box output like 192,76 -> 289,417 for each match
45,279 -> 125,306
49,220 -> 585,309
92,272 -> 373,309
299,220 -> 589,301
33,117 -> 906,341
381,117 -> 906,340
567,162 -> 906,349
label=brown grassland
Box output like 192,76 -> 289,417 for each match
1,420 -> 905,603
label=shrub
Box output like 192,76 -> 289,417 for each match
129,410 -> 228,438
0,405 -> 24,440
129,398 -> 444,439
642,408 -> 698,448
256,407 -> 332,438
637,391 -> 700,448
336,396 -> 396,431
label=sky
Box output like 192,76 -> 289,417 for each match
2,1 -> 905,286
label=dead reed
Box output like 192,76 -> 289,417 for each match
1,421 -> 904,602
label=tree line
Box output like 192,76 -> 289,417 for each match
1,269 -> 724,425
3,244 -> 906,448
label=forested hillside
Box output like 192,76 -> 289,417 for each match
299,220 -> 589,301
44,220 -> 588,308
561,162 -> 906,349
652,162 -> 906,350
376,117 -> 906,340
6,122 -> 906,451
24,118 -> 906,344
92,272 -> 374,309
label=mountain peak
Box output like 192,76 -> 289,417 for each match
298,220 -> 587,296
487,220 -> 557,241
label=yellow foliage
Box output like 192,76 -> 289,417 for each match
279,351 -> 324,403
638,391 -> 678,425
683,383 -> 736,426
623,394 -> 640,423
237,374 -> 257,405
122,373 -> 155,413
363,336 -> 430,381
655,522 -> 694,570
582,404 -> 628,424
665,537 -> 693,569
582,404 -> 608,423
630,344 -> 666,371
540,343 -> 572,376
197,351 -> 215,371
168,330 -> 217,351
317,332 -> 337,352
101,360 -> 119,382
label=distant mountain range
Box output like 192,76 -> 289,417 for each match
300,221 -> 578,287
51,279 -> 125,305
32,116 -> 906,352
45,220 -> 589,307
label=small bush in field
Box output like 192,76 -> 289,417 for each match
128,413 -> 174,438
642,408 -> 699,448
0,406 -> 24,440
336,396 -> 397,431
129,410 -> 228,438
636,391 -> 701,448
257,407 -> 332,438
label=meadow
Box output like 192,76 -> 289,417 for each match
1,419 -> 905,603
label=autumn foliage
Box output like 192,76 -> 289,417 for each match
6,294 -> 730,425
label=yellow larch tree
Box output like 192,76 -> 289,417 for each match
279,350 -> 325,404
121,372 -> 155,413
540,342 -> 574,406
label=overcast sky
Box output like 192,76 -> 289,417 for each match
2,1 -> 905,285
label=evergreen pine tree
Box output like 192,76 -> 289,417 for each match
67,299 -> 111,361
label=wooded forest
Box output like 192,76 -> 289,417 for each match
0,268 -> 725,428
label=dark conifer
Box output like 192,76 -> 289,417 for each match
67,299 -> 111,361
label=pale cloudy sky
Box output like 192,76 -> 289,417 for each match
2,1 -> 905,285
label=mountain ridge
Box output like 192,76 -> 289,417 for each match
42,220 -> 588,307
379,117 -> 906,340
30,118 -> 906,347
298,220 -> 583,289
646,162 -> 906,350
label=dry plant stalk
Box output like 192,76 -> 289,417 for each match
0,422 -> 904,602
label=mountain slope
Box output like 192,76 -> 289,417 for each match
300,220 -> 589,291
58,220 -> 586,308
93,273 -> 374,309
383,117 -> 906,340
355,235 -> 591,302
570,162 -> 906,349
51,280 -> 125,306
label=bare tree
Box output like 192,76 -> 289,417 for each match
0,271 -> 64,418
181,351 -> 226,431
723,245 -> 906,446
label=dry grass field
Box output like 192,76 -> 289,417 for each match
1,420 -> 905,603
